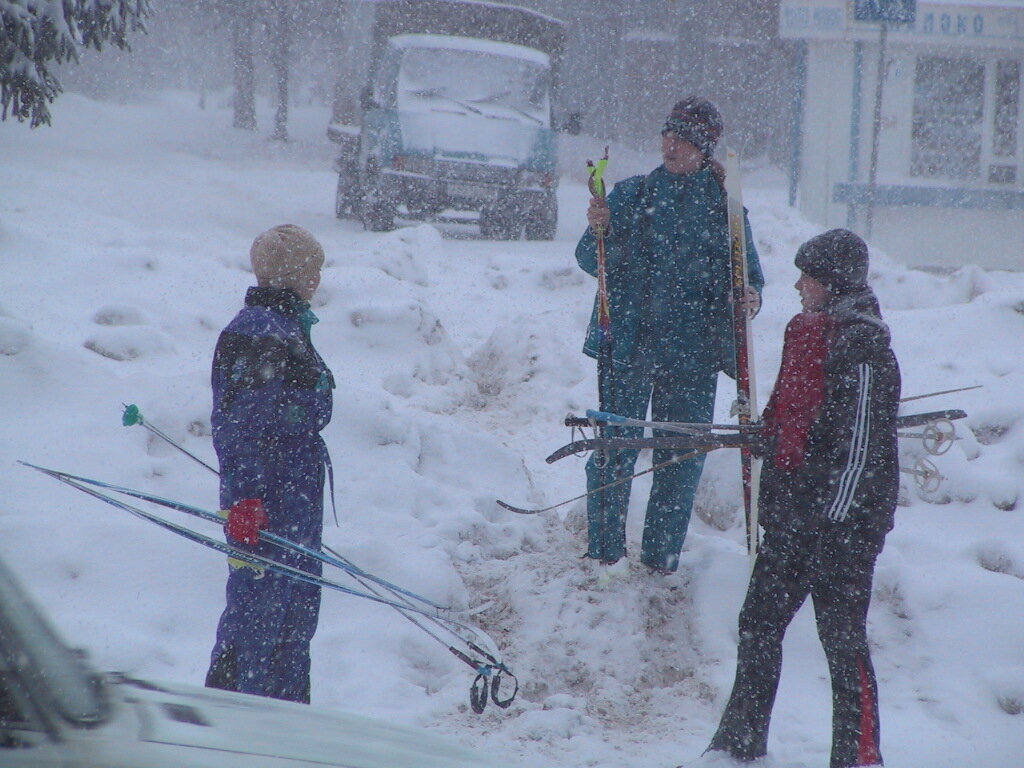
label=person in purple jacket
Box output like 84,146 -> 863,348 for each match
205,224 -> 334,704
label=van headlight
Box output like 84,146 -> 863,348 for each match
518,170 -> 556,188
391,154 -> 435,175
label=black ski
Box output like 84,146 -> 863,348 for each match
555,409 -> 966,464
895,408 -> 966,429
546,433 -> 751,464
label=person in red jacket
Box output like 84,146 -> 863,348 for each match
699,229 -> 901,768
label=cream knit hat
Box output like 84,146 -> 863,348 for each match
250,224 -> 324,287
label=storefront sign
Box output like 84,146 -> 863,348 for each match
781,0 -> 1024,47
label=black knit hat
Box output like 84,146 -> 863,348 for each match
663,96 -> 723,156
794,229 -> 870,294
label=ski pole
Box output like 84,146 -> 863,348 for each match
586,148 -> 614,562
900,457 -> 942,492
123,402 -> 341,524
497,445 -> 719,516
900,384 -> 981,403
306,523 -> 514,712
122,406 -> 431,601
19,462 -> 450,611
122,404 -> 218,476
116,412 -> 510,667
26,464 -> 465,621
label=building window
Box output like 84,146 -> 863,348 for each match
911,55 -> 1023,185
994,60 -> 1020,158
911,55 -> 985,180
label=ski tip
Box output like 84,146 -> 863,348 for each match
545,445 -> 581,463
464,600 -> 495,617
17,460 -> 53,476
495,499 -> 541,515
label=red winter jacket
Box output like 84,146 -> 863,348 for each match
758,289 -> 901,546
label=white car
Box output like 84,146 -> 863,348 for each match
0,557 -> 514,767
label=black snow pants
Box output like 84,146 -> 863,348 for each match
709,526 -> 884,768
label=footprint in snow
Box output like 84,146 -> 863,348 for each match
83,327 -> 175,361
92,304 -> 149,326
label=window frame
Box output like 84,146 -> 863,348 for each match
909,50 -> 1024,187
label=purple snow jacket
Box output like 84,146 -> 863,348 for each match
206,286 -> 334,704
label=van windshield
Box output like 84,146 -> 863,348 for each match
0,559 -> 106,724
395,39 -> 550,124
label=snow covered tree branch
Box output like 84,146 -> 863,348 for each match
1,0 -> 150,127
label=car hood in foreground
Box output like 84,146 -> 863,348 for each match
114,675 -> 505,768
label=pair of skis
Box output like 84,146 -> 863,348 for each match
561,408 -> 966,457
496,408 -> 968,516
723,149 -> 761,557
24,460 -> 516,714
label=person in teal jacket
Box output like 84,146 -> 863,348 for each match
576,97 -> 764,573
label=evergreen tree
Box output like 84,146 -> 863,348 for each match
1,0 -> 150,127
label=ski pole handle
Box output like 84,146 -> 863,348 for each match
122,403 -> 144,427
586,147 -> 609,199
586,147 -> 610,238
121,403 -> 220,477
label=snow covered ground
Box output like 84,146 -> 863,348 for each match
2,92 -> 1023,768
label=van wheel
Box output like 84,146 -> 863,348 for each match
480,204 -> 520,240
335,169 -> 357,219
524,196 -> 557,240
362,198 -> 395,232
358,174 -> 395,232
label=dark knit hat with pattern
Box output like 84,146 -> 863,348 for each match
663,96 -> 724,156
794,228 -> 870,295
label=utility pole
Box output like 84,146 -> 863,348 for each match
854,0 -> 916,237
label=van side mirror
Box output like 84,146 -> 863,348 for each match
561,112 -> 582,136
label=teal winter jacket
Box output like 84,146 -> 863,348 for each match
576,164 -> 763,376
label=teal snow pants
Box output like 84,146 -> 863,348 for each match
585,357 -> 717,572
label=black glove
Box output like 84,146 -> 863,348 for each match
747,423 -> 769,459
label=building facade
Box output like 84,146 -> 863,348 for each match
782,0 -> 1024,269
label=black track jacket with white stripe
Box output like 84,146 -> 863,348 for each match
759,289 -> 901,547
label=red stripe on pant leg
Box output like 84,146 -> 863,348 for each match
857,655 -> 882,765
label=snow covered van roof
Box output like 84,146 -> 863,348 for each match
368,0 -> 565,62
389,34 -> 551,67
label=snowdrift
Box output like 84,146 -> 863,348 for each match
1,92 -> 1022,767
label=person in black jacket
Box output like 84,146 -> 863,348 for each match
702,229 -> 900,768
